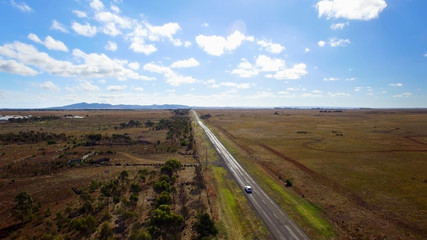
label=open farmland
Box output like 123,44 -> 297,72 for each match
0,110 -> 219,240
197,109 -> 427,239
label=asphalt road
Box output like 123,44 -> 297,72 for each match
193,110 -> 310,240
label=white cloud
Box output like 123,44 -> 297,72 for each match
0,41 -> 153,81
209,80 -> 251,89
393,93 -> 412,98
135,87 -> 144,91
73,10 -> 87,18
330,38 -> 350,47
127,21 -> 184,55
128,62 -> 139,70
389,83 -> 403,87
424,53 -> 427,57
196,31 -> 254,56
269,63 -> 308,80
50,20 -> 68,33
202,23 -> 209,28
257,40 -> 285,54
40,81 -> 60,91
231,58 -> 258,78
305,48 -> 311,53
0,58 -> 38,76
256,55 -> 285,72
171,58 -> 200,68
95,11 -> 132,36
72,22 -> 97,37
105,41 -> 117,51
143,62 -> 198,86
107,85 -> 126,91
28,33 -> 68,52
316,0 -> 387,21
301,90 -> 322,97
110,5 -> 120,13
331,22 -> 349,30
324,77 -> 339,81
90,0 -> 104,11
232,55 -> 307,80
346,77 -> 356,81
329,92 -> 350,97
11,0 -> 32,12
318,40 -> 326,47
80,80 -> 99,92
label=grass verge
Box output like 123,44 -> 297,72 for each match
209,124 -> 335,239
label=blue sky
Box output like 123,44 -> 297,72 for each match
0,0 -> 426,108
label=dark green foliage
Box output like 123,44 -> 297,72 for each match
195,213 -> 218,239
200,114 -> 211,119
89,180 -> 100,192
156,191 -> 171,207
119,120 -> 142,129
130,182 -> 140,193
129,193 -> 139,206
69,214 -> 97,235
98,223 -> 114,240
13,191 -> 34,222
285,179 -> 293,187
130,229 -> 151,240
150,205 -> 184,238
0,131 -> 67,144
153,180 -> 170,193
144,120 -> 155,128
101,179 -> 119,197
161,159 -> 182,177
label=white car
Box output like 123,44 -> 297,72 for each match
244,185 -> 253,193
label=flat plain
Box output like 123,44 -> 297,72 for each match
197,109 -> 427,239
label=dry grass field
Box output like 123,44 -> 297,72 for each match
0,110 -> 216,240
197,109 -> 427,239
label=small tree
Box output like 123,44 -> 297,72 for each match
13,192 -> 34,223
195,213 -> 218,239
98,223 -> 114,240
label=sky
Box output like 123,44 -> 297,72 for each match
0,0 -> 426,108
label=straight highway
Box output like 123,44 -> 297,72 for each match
193,110 -> 310,240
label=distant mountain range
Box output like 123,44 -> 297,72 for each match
48,102 -> 190,110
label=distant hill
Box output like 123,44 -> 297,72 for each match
49,102 -> 190,110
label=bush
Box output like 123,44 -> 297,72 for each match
156,191 -> 171,207
153,180 -> 170,193
69,215 -> 97,235
98,223 -> 114,240
130,182 -> 141,193
13,192 -> 34,223
195,213 -> 218,239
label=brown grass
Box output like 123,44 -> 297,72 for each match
197,109 -> 427,239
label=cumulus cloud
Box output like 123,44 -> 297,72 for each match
90,0 -> 104,11
0,41 -> 152,81
232,55 -> 307,80
40,81 -> 60,91
318,40 -> 326,47
346,77 -> 356,81
128,62 -> 139,70
73,10 -> 87,18
0,58 -> 38,76
196,31 -> 254,56
316,0 -> 387,21
28,33 -> 68,52
11,0 -> 32,12
171,58 -> 200,68
50,20 -> 68,33
127,22 -> 184,55
257,40 -> 285,54
331,22 -> 349,30
324,77 -> 339,81
80,80 -> 99,91
105,41 -> 117,51
94,11 -> 132,36
143,62 -> 198,86
72,22 -> 97,37
305,48 -> 311,53
329,38 -> 350,47
389,83 -> 403,87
